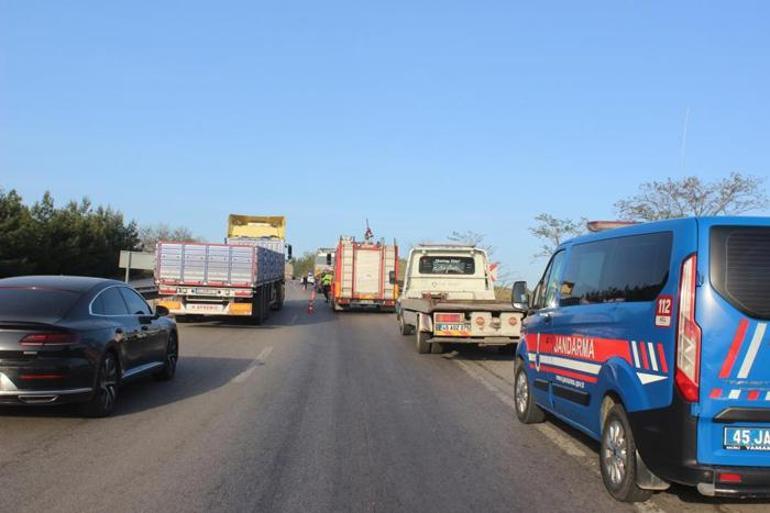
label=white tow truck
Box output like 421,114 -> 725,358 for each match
397,244 -> 523,354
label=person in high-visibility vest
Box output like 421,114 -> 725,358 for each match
320,272 -> 333,303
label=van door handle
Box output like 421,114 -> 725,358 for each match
542,313 -> 552,323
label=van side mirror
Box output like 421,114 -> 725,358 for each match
287,244 -> 293,260
326,253 -> 332,266
511,281 -> 529,311
389,270 -> 396,285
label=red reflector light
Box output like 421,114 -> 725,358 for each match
20,373 -> 67,380
717,472 -> 742,484
20,332 -> 77,347
435,313 -> 462,323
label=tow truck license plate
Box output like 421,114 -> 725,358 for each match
435,323 -> 470,335
724,427 -> 770,451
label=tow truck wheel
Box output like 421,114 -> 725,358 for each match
514,360 -> 545,424
399,316 -> 413,336
600,404 -> 652,503
416,331 -> 430,354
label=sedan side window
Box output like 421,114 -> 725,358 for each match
92,287 -> 130,315
119,287 -> 152,315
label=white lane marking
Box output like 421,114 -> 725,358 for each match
647,342 -> 658,372
455,360 -> 587,459
737,323 -> 766,379
232,346 -> 274,383
455,358 -> 668,513
257,346 -> 274,362
631,340 -> 641,368
534,423 -> 587,458
538,354 -> 601,375
728,389 -> 741,400
635,500 -> 667,513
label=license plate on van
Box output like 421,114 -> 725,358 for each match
724,427 -> 770,451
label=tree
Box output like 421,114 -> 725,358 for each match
291,251 -> 315,278
529,213 -> 585,258
138,223 -> 198,251
614,172 -> 768,221
0,187 -> 139,278
447,230 -> 495,256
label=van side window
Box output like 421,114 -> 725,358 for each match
533,250 -> 566,310
560,232 -> 672,306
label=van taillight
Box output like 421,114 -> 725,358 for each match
675,254 -> 702,402
19,332 -> 77,347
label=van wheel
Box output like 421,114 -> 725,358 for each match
416,331 -> 430,354
600,404 -> 653,502
430,342 -> 443,354
514,360 -> 545,424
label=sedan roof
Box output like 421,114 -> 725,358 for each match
0,275 -> 121,293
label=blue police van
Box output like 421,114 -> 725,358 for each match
511,217 -> 770,501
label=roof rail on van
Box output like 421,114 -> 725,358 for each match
586,220 -> 639,232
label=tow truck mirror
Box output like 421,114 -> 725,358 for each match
326,253 -> 332,265
287,245 -> 293,261
389,270 -> 396,285
511,281 -> 529,311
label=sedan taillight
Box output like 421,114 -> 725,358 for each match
19,332 -> 78,347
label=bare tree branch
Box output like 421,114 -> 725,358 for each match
615,172 -> 767,221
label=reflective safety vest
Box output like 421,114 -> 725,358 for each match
321,274 -> 333,285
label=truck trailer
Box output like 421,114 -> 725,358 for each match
154,215 -> 288,323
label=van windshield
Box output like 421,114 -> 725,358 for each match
710,226 -> 770,319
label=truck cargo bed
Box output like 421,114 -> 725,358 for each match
399,297 -> 522,314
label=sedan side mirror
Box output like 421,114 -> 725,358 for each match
155,305 -> 170,317
511,281 -> 529,311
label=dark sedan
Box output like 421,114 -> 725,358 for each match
0,276 -> 178,417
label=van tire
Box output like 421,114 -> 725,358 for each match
416,331 -> 430,354
514,360 -> 545,424
600,404 -> 653,503
430,341 -> 443,354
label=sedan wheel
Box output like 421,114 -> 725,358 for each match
154,333 -> 179,381
81,352 -> 119,418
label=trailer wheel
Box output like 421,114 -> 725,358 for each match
416,331 -> 430,354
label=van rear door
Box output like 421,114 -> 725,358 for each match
697,218 -> 770,468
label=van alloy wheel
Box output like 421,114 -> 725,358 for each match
603,419 -> 627,487
515,370 -> 529,415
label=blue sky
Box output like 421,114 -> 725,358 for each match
2,1 -> 769,283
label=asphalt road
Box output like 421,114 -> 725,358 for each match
1,283 -> 767,513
